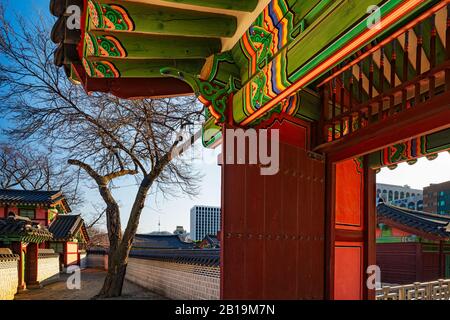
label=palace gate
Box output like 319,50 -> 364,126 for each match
51,0 -> 450,299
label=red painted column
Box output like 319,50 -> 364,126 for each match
26,243 -> 39,288
363,156 -> 376,300
63,242 -> 68,268
327,156 -> 376,300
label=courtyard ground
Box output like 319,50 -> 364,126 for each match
14,268 -> 168,300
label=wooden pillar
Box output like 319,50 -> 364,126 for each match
324,158 -> 336,299
416,243 -> 423,281
363,155 -> 376,300
439,240 -> 444,278
328,157 -> 370,300
63,242 -> 68,268
26,243 -> 39,288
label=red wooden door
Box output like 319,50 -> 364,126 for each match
220,120 -> 325,299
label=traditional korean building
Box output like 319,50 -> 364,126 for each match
0,189 -> 71,228
0,189 -> 89,273
0,213 -> 54,289
377,203 -> 450,284
50,0 -> 450,299
132,234 -> 195,250
199,235 -> 220,249
48,214 -> 89,268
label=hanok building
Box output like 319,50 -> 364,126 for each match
0,214 -> 54,290
132,234 -> 195,250
199,235 -> 220,249
49,214 -> 89,268
377,203 -> 450,284
0,190 -> 89,281
51,0 -> 450,299
0,189 -> 71,228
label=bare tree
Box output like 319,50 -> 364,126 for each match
85,203 -> 106,230
0,9 -> 202,297
0,143 -> 83,206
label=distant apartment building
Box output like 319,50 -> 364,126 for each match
190,206 -> 221,241
376,183 -> 423,211
423,181 -> 450,215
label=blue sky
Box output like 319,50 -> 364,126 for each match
4,0 -> 48,16
1,1 -> 449,234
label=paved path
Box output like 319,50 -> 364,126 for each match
15,268 -> 167,300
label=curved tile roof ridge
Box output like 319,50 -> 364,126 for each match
378,204 -> 449,225
377,203 -> 450,239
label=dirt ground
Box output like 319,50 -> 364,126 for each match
14,268 -> 168,300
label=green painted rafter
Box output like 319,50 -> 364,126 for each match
88,0 -> 237,38
85,31 -> 222,59
84,58 -> 205,78
161,0 -> 259,12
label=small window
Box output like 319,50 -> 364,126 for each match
19,208 -> 35,219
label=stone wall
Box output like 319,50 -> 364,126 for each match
86,252 -> 108,270
0,252 -> 19,300
79,251 -> 87,269
125,257 -> 220,300
37,249 -> 60,286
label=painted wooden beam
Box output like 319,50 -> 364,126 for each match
237,0 -> 439,126
316,90 -> 450,163
85,31 -> 221,59
87,0 -> 237,38
287,0 -> 387,77
83,58 -> 205,78
288,0 -> 333,27
161,0 -> 259,12
79,74 -> 195,99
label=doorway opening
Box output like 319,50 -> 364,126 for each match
375,151 -> 450,287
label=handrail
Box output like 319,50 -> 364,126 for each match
376,279 -> 450,300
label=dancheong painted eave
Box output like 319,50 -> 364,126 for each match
50,0 -> 448,149
50,0 -> 265,97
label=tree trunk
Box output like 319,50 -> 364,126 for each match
94,176 -> 153,298
95,249 -> 128,298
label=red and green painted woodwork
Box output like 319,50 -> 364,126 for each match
231,0 -> 441,126
161,0 -> 437,129
79,0 -> 238,79
160,0 -> 259,12
74,0 -> 442,142
368,128 -> 450,170
376,225 -> 450,245
161,51 -> 241,148
376,224 -> 418,243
